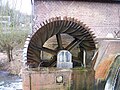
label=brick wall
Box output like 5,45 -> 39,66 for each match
22,68 -> 95,90
34,1 -> 120,38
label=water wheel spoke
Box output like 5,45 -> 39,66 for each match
65,39 -> 77,50
38,47 -> 57,55
65,38 -> 85,51
30,44 -> 56,55
56,34 -> 63,49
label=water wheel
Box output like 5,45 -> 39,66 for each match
24,17 -> 97,68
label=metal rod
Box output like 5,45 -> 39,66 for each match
41,51 -> 43,59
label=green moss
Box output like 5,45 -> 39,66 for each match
72,67 -> 88,72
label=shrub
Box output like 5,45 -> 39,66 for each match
0,30 -> 29,62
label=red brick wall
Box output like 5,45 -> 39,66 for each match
34,1 -> 120,38
22,68 -> 95,90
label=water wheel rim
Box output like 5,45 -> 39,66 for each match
25,17 -> 97,67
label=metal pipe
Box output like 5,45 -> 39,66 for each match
83,50 -> 86,68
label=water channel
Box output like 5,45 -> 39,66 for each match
0,71 -> 22,90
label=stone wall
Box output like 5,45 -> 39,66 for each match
34,1 -> 120,38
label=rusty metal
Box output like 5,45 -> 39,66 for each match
26,17 -> 97,67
